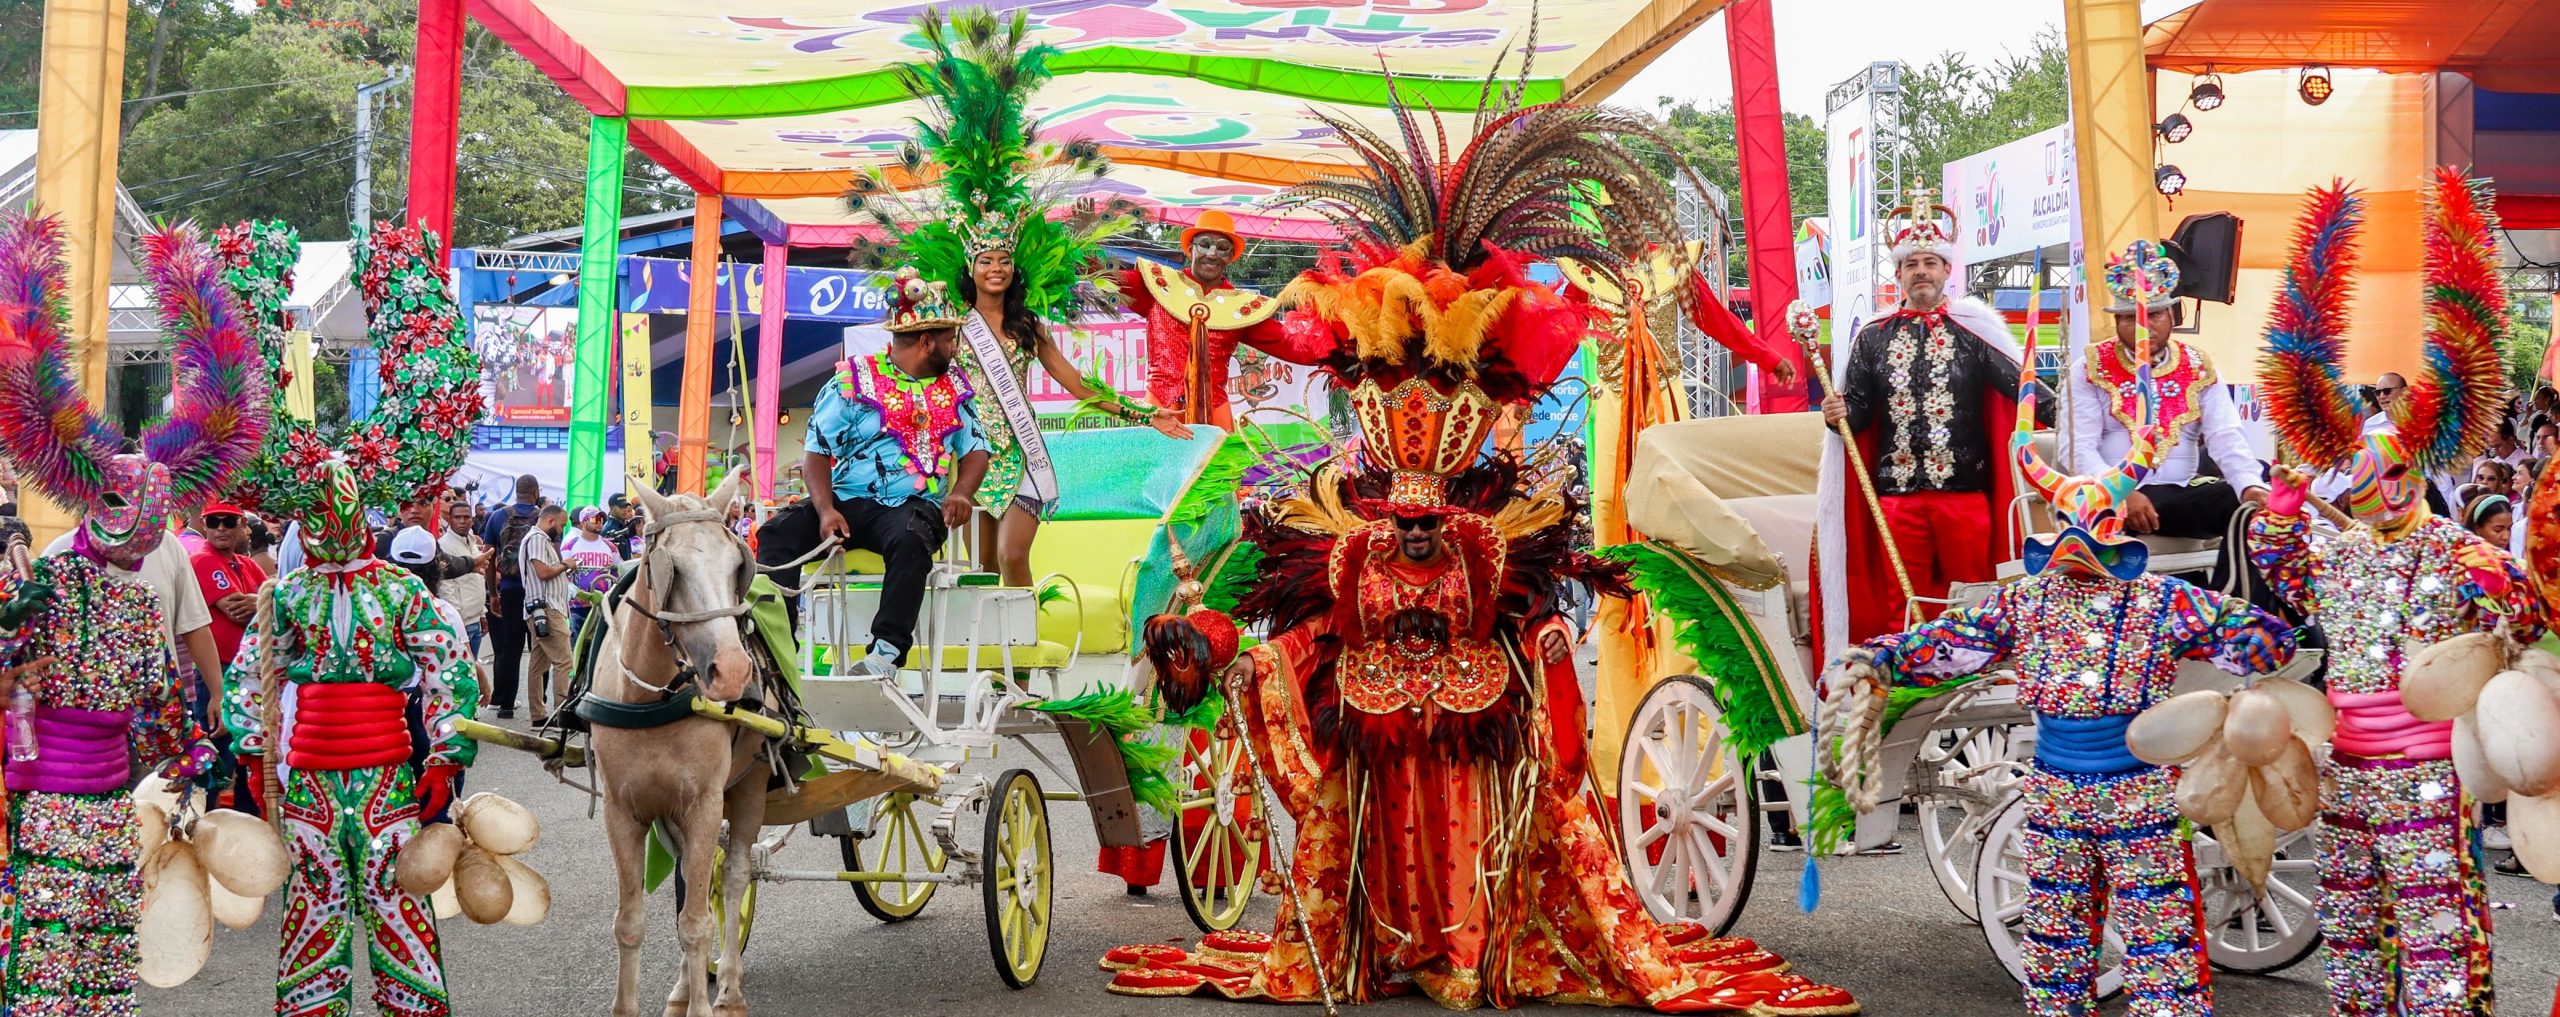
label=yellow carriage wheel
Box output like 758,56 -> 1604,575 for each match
1175,726 -> 1263,932
981,768 -> 1053,988
845,792 -> 947,922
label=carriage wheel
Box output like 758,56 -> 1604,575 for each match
1615,676 -> 1758,936
844,792 -> 947,922
1915,724 -> 2020,921
1176,725 -> 1263,933
2195,824 -> 2323,973
1973,798 -> 2126,1001
981,769 -> 1053,988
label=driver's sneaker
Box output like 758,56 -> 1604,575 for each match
847,648 -> 901,678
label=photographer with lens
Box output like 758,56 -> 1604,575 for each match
516,504 -> 572,720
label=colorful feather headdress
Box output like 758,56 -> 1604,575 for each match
218,219 -> 486,515
0,211 -> 266,540
843,9 -> 1132,324
2258,169 -> 2508,475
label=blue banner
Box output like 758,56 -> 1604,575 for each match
619,257 -> 888,323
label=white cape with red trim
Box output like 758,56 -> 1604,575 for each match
1814,294 -> 2021,663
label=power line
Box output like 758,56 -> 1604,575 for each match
164,151 -> 361,217
0,71 -> 377,121
128,136 -> 358,199
131,111 -> 341,145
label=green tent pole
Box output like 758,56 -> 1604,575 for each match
569,115 -> 628,510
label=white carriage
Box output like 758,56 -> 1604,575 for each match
1607,412 -> 2323,994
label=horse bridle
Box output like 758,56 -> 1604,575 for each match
619,507 -> 756,697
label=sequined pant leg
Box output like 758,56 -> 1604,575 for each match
2319,756 -> 2485,1017
2017,766 -> 2208,1017
5,792 -> 141,1016
277,767 -> 450,1017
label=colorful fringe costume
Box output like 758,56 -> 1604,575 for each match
0,213 -> 264,1014
1099,62 -> 1856,1016
214,221 -> 485,1017
2247,171 -> 2539,1017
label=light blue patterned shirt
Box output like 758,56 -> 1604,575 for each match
804,352 -> 989,506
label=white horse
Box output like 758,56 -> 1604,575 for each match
590,475 -> 768,1017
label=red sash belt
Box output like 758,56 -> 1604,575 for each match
286,682 -> 412,771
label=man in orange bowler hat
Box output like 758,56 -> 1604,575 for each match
1121,210 -> 1329,430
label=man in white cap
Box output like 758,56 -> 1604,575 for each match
1815,182 -> 2043,663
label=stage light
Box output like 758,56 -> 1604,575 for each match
2298,66 -> 2334,106
779,410 -> 792,425
2155,164 -> 2187,197
548,272 -> 572,286
2158,113 -> 2194,144
2189,74 -> 2225,111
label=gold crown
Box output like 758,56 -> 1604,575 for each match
1351,376 -> 1497,508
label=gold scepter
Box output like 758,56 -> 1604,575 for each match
1792,302 -> 1921,627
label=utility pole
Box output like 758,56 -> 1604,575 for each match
350,68 -> 410,232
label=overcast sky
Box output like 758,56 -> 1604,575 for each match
1623,0 -> 2200,120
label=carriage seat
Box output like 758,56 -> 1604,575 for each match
1722,494 -> 1817,613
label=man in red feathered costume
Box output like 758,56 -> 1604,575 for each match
1121,209 -> 1332,430
1814,186 -> 2045,665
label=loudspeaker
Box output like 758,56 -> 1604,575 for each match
2166,212 -> 2243,304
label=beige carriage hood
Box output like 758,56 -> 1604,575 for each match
1622,412 -> 1824,590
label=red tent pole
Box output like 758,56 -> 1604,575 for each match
407,0 -> 463,244
1726,0 -> 1809,412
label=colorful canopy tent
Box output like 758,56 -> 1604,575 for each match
2090,0 -> 2560,383
457,0 -> 1743,507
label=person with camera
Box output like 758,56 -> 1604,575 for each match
517,504 -> 573,720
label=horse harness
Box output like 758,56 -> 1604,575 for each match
575,507 -> 766,731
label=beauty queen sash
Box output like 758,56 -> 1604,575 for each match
962,310 -> 1058,507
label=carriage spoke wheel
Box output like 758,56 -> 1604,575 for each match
1615,676 -> 1757,936
982,769 -> 1053,988
1176,725 -> 1264,933
1916,724 -> 2018,921
1973,799 -> 2126,1001
2194,824 -> 2322,973
845,792 -> 947,922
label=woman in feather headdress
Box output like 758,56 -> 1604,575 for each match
1093,58 -> 1855,1015
0,211 -> 264,1008
846,9 -> 1190,589
2247,169 -> 2541,1017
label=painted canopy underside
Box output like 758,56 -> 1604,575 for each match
477,0 -> 1728,239
2145,0 -> 2560,94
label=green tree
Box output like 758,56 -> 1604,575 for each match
2505,291 -> 2554,396
1651,98 -> 1828,284
1891,27 -> 2072,184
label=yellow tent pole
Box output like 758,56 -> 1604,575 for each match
2064,0 -> 2161,294
26,0 -> 128,548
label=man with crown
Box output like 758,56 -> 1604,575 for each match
1091,77 -> 1858,1017
2068,240 -> 2267,592
1815,183 -> 2048,665
1123,209 -> 1331,431
2247,174 -> 2539,1017
1829,340 -> 2298,1017
755,270 -> 991,678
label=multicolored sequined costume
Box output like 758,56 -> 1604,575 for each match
2247,171 -> 2527,1017
0,554 -> 201,1016
1849,344 -> 2295,1017
1861,574 -> 2292,1016
0,212 -> 264,1013
225,463 -> 480,1017
949,315 -> 1034,508
2249,508 -> 2534,1016
1121,256 -> 1324,430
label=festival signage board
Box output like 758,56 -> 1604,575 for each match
621,257 -> 889,323
842,314 -> 1333,429
473,305 -> 578,424
1795,219 -> 1832,309
1941,122 -> 2077,264
1824,87 -> 1879,341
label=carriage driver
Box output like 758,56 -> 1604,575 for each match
756,269 -> 989,677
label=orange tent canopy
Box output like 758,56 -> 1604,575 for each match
2146,0 -> 2560,94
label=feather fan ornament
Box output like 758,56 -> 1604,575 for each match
2255,181 -> 2368,471
843,8 -> 1130,325
0,211 -> 265,511
2396,166 -> 2510,473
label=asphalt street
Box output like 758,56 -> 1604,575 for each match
147,659 -> 2559,1017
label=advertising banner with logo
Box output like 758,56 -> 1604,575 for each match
1943,121 -> 2092,356
1824,89 -> 1880,341
1795,219 -> 1833,309
622,257 -> 888,323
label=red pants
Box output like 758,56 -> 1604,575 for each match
1851,490 -> 1998,638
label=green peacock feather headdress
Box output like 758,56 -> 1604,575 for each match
844,8 -> 1134,324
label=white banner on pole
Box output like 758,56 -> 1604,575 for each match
1824,90 -> 1879,340
1794,220 -> 1833,309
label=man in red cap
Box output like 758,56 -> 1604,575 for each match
1121,210 -> 1328,430
188,499 -> 267,667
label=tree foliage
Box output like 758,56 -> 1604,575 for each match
1649,98 -> 1827,284
1889,27 -> 2071,186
